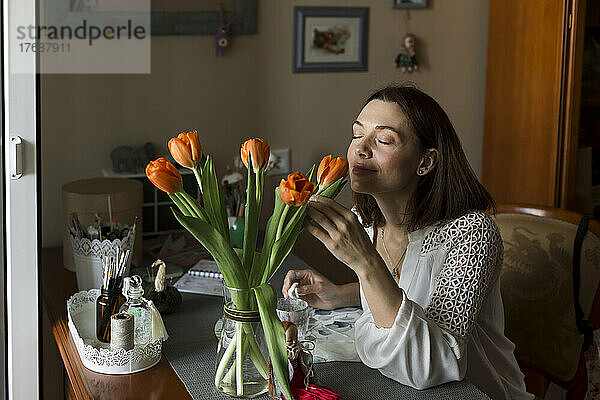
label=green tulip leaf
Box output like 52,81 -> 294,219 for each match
264,211 -> 305,283
250,186 -> 285,286
178,191 -> 211,223
201,155 -> 230,243
172,208 -> 247,289
252,284 -> 292,400
242,153 -> 261,279
320,177 -> 347,198
306,163 -> 316,181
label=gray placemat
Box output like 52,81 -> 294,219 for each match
162,255 -> 490,400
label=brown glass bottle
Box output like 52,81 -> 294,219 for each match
96,288 -> 126,343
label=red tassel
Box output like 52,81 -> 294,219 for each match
289,362 -> 305,390
289,385 -> 341,400
282,355 -> 340,399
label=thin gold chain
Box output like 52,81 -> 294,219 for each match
381,226 -> 407,280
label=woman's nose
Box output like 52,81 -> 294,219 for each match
354,139 -> 371,158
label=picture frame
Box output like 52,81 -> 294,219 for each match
151,0 -> 257,35
47,0 -> 256,36
293,6 -> 369,73
390,0 -> 427,9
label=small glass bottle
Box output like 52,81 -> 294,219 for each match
96,287 -> 126,343
119,275 -> 152,346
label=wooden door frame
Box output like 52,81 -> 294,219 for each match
557,0 -> 587,209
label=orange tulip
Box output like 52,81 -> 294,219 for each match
240,138 -> 270,173
317,155 -> 349,189
146,157 -> 183,194
168,130 -> 202,168
279,172 -> 316,206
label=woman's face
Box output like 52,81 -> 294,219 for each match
347,99 -> 423,196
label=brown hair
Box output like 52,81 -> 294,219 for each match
352,84 -> 496,231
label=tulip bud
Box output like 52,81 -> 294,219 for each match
240,138 -> 270,173
317,155 -> 349,189
279,172 -> 316,206
146,157 -> 183,194
168,130 -> 202,169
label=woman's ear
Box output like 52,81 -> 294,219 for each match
416,149 -> 438,176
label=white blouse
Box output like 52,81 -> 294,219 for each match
353,210 -> 533,400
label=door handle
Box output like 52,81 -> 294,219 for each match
10,136 -> 23,180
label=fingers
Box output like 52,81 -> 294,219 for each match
305,217 -> 348,256
281,268 -> 323,300
309,195 -> 353,221
281,269 -> 338,309
306,205 -> 337,234
308,196 -> 344,226
282,269 -> 311,297
308,195 -> 357,230
304,218 -> 334,246
295,280 -> 320,296
282,270 -> 295,297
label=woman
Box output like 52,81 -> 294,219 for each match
282,85 -> 533,399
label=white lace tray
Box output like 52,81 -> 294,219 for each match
67,289 -> 162,375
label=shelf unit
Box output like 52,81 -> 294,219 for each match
101,168 -> 201,236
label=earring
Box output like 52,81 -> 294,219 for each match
418,169 -> 425,175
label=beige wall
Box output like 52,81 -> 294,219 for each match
42,0 -> 489,280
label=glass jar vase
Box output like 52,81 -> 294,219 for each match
215,285 -> 269,398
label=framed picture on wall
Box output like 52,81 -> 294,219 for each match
51,0 -> 257,35
293,6 -> 369,73
151,0 -> 257,35
390,0 -> 427,9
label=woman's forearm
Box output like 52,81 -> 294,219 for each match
336,282 -> 361,308
356,253 -> 403,328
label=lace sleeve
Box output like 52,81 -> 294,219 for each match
424,211 -> 503,339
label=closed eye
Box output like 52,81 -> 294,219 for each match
377,140 -> 390,145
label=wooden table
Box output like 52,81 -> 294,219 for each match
42,247 -> 191,400
43,247 -> 491,400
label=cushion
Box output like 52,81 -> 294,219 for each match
494,213 -> 600,381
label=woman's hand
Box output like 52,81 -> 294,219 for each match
304,195 -> 403,327
282,269 -> 344,310
304,195 -> 377,274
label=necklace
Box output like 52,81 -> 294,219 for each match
380,227 -> 407,281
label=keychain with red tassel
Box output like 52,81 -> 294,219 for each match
268,321 -> 341,400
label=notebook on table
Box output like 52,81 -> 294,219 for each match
174,251 -> 313,297
174,259 -> 224,296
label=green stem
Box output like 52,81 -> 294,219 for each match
256,170 -> 263,205
236,322 -> 244,396
255,171 -> 263,236
243,323 -> 268,379
180,191 -> 209,222
242,156 -> 260,278
275,205 -> 291,242
223,330 -> 268,383
170,192 -> 195,217
248,336 -> 268,379
266,205 -> 292,281
223,360 -> 235,384
193,165 -> 203,194
250,192 -> 285,287
215,329 -> 238,388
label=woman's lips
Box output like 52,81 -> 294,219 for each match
351,166 -> 376,175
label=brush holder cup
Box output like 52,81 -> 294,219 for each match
70,235 -> 135,291
62,177 -> 143,271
